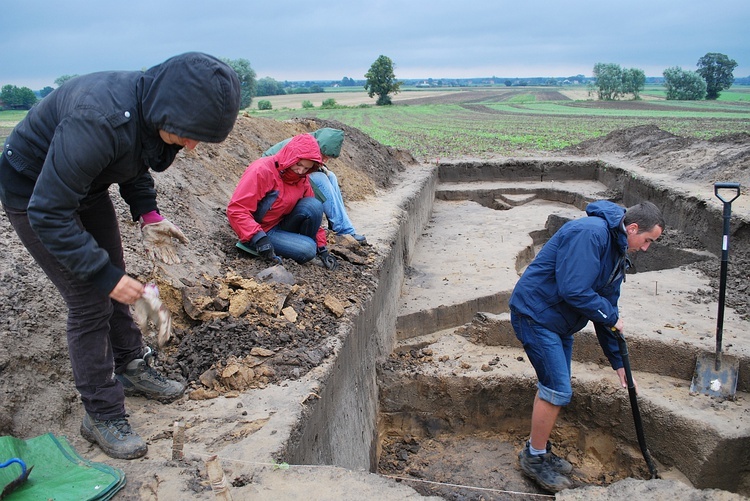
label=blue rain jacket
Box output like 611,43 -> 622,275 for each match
509,200 -> 629,369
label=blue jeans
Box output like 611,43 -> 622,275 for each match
511,310 -> 574,406
4,194 -> 143,420
309,170 -> 357,236
267,197 -> 324,263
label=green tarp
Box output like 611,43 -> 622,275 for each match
0,433 -> 125,500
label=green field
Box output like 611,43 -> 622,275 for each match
4,87 -> 749,160
0,110 -> 29,144
247,87 -> 750,159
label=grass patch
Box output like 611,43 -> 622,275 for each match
255,90 -> 750,160
0,110 -> 27,144
4,88 -> 748,162
0,110 -> 28,127
717,89 -> 750,102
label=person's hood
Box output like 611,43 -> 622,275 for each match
274,134 -> 323,170
586,200 -> 628,254
585,200 -> 626,229
310,128 -> 344,158
274,134 -> 324,184
139,52 -> 241,143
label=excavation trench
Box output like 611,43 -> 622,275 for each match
287,159 -> 750,498
379,159 -> 750,498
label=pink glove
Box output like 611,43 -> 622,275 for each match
140,211 -> 189,264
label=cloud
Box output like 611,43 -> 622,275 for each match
2,0 -> 748,89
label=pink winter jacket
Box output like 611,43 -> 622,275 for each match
227,133 -> 327,247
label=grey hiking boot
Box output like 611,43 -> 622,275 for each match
81,413 -> 147,459
545,441 -> 573,474
519,443 -> 573,493
116,354 -> 185,403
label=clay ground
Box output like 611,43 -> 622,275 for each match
1,108 -> 750,500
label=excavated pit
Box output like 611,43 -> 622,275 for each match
374,159 -> 750,499
4,146 -> 749,499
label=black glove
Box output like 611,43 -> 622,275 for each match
317,247 -> 339,270
254,236 -> 280,263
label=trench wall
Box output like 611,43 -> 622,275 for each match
415,159 -> 750,335
437,158 -> 749,256
283,166 -> 438,469
283,157 -> 749,470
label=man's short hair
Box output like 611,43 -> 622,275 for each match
624,201 -> 665,233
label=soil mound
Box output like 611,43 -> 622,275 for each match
564,124 -> 750,187
0,115 -> 414,436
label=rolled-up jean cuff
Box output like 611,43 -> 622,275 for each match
537,381 -> 572,406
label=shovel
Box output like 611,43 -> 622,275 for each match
612,328 -> 659,479
690,182 -> 741,399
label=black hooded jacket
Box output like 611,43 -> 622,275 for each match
0,52 -> 240,292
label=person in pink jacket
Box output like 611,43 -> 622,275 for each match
227,133 -> 338,270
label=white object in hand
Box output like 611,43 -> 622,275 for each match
133,283 -> 173,348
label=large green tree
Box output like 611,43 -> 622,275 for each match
592,63 -> 623,100
364,55 -> 402,106
696,52 -> 737,100
663,66 -> 707,100
222,58 -> 257,110
1,84 -> 37,109
593,63 -> 646,100
54,74 -> 79,87
622,68 -> 646,99
256,77 -> 286,97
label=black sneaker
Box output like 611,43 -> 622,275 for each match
81,413 -> 147,459
518,443 -> 573,493
545,441 -> 573,474
116,356 -> 185,403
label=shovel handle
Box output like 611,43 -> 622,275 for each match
610,328 -> 659,479
714,183 -> 741,358
714,182 -> 741,205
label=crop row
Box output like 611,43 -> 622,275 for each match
260,95 -> 749,160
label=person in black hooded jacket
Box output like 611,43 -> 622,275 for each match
0,52 -> 241,459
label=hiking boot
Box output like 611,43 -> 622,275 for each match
80,413 -> 147,459
518,443 -> 573,493
545,441 -> 573,474
353,234 -> 367,245
333,233 -> 367,246
116,356 -> 185,403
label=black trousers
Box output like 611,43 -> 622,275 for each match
4,193 -> 143,420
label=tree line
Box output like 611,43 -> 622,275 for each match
1,55 -> 402,111
592,52 -> 738,101
1,52 -> 740,111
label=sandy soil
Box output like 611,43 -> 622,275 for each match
1,112 -> 749,499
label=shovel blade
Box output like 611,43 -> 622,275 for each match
690,353 -> 739,399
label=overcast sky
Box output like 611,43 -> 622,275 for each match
3,0 -> 749,89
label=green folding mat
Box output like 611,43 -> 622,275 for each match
0,433 -> 125,500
